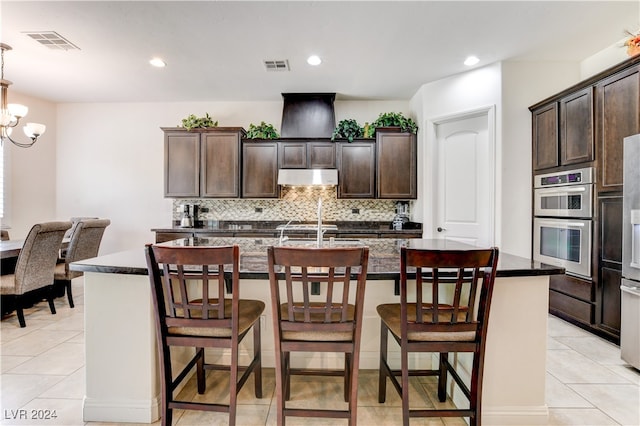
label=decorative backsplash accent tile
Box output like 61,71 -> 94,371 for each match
172,187 -> 406,222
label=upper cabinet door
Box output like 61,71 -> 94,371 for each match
532,103 -> 559,171
201,131 -> 241,198
560,87 -> 594,166
376,132 -> 417,199
596,65 -> 640,193
242,141 -> 279,198
278,142 -> 307,168
337,142 -> 375,199
164,132 -> 200,197
308,142 -> 336,169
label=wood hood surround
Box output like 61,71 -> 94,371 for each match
280,93 -> 336,138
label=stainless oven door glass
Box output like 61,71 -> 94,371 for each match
534,184 -> 593,217
533,218 -> 592,278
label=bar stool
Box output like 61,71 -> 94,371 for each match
145,244 -> 264,426
377,246 -> 499,426
267,245 -> 369,426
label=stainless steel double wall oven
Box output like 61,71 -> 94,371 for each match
533,167 -> 594,279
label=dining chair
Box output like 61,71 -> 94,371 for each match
0,221 -> 72,327
54,218 -> 110,307
267,245 -> 369,426
377,246 -> 499,426
58,216 -> 99,260
145,243 -> 264,426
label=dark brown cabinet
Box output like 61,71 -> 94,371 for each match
530,56 -> 640,343
278,141 -> 336,169
532,88 -> 594,172
560,88 -> 594,166
337,141 -> 376,198
242,141 -> 279,198
164,130 -> 200,197
595,65 -> 640,193
376,130 -> 417,199
163,128 -> 244,198
532,103 -> 559,171
595,195 -> 623,338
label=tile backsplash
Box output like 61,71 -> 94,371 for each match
172,187 -> 405,222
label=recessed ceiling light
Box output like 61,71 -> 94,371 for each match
149,57 -> 166,68
307,55 -> 322,66
464,56 -> 479,66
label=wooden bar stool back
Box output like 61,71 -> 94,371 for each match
145,244 -> 264,426
267,245 -> 369,426
377,247 -> 499,426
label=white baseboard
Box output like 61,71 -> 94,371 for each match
83,396 -> 160,423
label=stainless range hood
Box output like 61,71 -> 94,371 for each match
277,169 -> 338,186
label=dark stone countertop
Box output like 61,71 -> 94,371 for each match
71,237 -> 564,280
151,221 -> 423,236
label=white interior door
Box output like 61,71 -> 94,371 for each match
434,112 -> 494,246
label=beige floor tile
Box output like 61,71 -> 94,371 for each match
8,342 -> 84,376
0,355 -> 31,373
569,384 -> 640,426
40,368 -> 85,399
547,316 -> 591,338
554,335 -> 627,366
548,408 -> 619,425
0,330 -> 80,357
547,335 -> 570,350
547,349 -> 631,385
0,374 -> 65,412
545,373 -> 592,408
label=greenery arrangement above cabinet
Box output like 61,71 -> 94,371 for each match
163,128 -> 244,198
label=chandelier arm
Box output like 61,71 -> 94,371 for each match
1,132 -> 38,148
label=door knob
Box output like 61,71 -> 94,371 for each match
437,227 -> 446,232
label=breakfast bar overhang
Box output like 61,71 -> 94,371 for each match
71,238 -> 564,425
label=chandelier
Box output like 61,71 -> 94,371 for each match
0,43 -> 46,148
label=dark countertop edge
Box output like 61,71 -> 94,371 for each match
71,249 -> 565,279
151,228 -> 422,234
71,265 -> 564,279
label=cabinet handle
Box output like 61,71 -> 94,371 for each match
437,227 -> 446,232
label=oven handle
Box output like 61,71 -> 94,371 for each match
536,187 -> 586,195
537,220 -> 587,227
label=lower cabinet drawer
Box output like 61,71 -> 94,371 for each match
549,290 -> 594,324
549,274 -> 594,301
155,232 -> 193,243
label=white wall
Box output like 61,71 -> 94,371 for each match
410,60 -> 584,257
2,91 -> 57,239
55,100 -> 408,254
501,61 -> 580,256
410,63 -> 503,246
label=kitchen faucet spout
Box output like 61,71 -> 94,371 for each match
317,197 -> 323,248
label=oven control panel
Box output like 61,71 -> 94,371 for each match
534,167 -> 594,188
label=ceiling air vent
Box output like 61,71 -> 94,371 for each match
264,59 -> 289,71
23,31 -> 80,51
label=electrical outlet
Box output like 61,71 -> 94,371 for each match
199,207 -> 209,213
351,208 -> 360,214
255,207 -> 263,213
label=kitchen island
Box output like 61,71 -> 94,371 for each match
71,238 -> 562,425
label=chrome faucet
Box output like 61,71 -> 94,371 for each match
279,219 -> 293,246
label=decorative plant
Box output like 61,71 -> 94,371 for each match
180,113 -> 218,131
246,121 -> 280,139
371,112 -> 418,134
624,29 -> 640,57
331,119 -> 363,142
